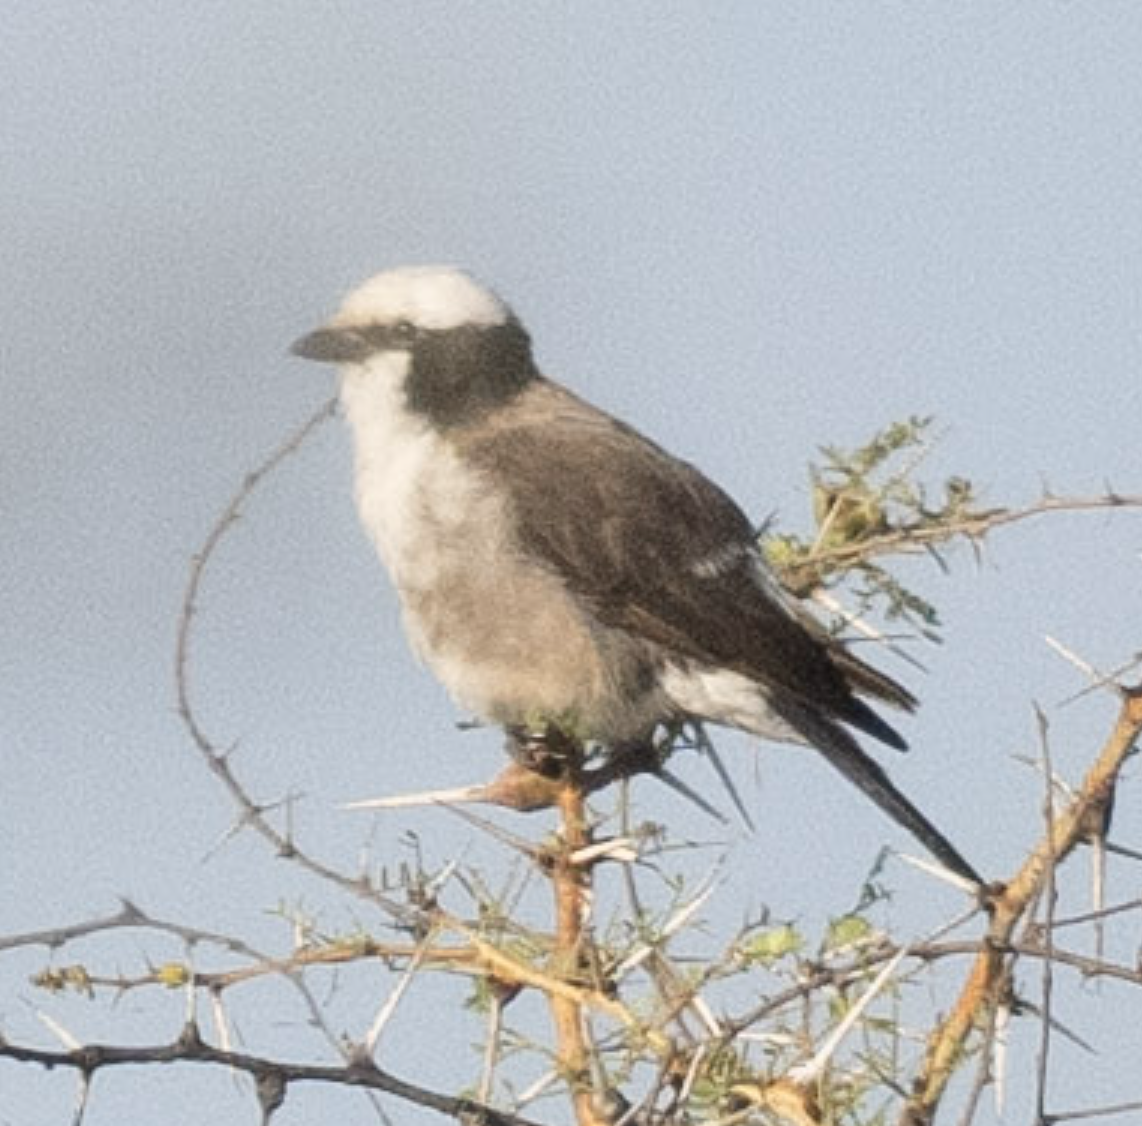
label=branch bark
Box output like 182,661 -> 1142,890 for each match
0,1024 -> 548,1126
549,776 -> 609,1126
899,687 -> 1142,1126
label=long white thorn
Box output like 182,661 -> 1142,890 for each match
344,785 -> 491,810
787,945 -> 909,1085
37,1010 -> 83,1051
993,999 -> 1010,1118
1044,634 -> 1105,686
362,942 -> 430,1058
896,851 -> 981,894
614,875 -> 720,977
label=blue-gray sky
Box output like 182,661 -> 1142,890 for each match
3,4 -> 1141,1123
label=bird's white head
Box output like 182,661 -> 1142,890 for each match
292,266 -> 537,428
334,266 -> 511,333
291,266 -> 514,365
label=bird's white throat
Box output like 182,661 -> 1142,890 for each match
339,354 -> 468,592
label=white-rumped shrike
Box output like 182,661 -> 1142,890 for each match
292,266 -> 979,883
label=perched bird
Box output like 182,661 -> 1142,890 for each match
292,266 -> 980,884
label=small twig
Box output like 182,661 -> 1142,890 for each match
780,491 -> 1142,594
174,398 -> 419,920
1051,895 -> 1142,930
1043,1097 -> 1142,1122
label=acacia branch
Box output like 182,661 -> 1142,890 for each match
174,398 -> 426,921
779,491 -> 1142,595
0,900 -> 259,958
549,776 -> 608,1126
5,900 -> 398,1123
0,1025 -> 547,1126
899,686 -> 1142,1126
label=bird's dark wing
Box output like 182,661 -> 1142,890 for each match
461,381 -> 911,741
461,381 -> 981,884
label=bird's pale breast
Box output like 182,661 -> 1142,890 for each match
339,356 -> 663,739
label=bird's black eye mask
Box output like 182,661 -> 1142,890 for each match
290,316 -> 539,429
405,318 -> 538,428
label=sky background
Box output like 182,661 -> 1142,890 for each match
3,3 -> 1141,1124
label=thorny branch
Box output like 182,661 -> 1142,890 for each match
174,397 -> 412,914
0,1028 -> 547,1126
549,777 -> 605,1126
22,904 -> 1142,1022
899,687 -> 1142,1126
0,899 -> 256,958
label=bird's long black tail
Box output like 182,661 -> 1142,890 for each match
777,701 -> 982,885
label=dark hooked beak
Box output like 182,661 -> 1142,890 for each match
289,326 -> 376,363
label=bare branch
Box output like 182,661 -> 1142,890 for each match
0,1030 -> 547,1126
173,397 -> 432,923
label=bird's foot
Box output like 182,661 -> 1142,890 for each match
503,723 -> 584,780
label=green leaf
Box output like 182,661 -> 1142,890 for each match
739,923 -> 803,964
825,914 -> 873,951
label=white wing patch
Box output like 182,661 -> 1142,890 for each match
661,663 -> 805,745
689,539 -> 751,579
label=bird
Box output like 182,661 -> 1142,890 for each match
291,265 -> 981,885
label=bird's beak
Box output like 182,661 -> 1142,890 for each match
290,326 -> 374,364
